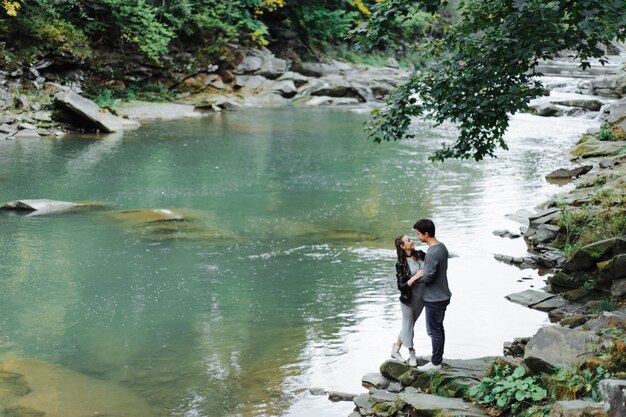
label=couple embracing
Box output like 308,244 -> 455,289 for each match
391,219 -> 451,371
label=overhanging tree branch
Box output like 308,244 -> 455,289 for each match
356,0 -> 626,161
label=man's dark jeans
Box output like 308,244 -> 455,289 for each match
424,298 -> 450,365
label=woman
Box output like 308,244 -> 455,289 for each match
391,234 -> 425,367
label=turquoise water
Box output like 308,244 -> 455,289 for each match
0,108 -> 595,417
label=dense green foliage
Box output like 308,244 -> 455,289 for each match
0,0 -> 438,66
557,188 -> 626,258
469,365 -> 546,415
469,362 -> 612,416
356,0 -> 626,161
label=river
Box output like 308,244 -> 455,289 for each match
0,107 -> 597,417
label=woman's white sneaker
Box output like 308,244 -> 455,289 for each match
390,344 -> 405,362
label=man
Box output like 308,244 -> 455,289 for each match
412,218 -> 451,371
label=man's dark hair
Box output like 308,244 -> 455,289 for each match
413,219 -> 435,237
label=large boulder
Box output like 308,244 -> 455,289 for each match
545,165 -> 592,180
298,62 -> 342,77
570,137 -> 626,158
551,98 -> 605,111
598,254 -> 626,282
600,379 -> 626,417
272,80 -> 297,98
524,326 -> 600,373
309,81 -> 367,101
54,91 -> 139,132
379,360 -> 410,381
590,72 -> 626,98
611,278 -> 626,298
563,237 -> 626,272
549,271 -> 589,290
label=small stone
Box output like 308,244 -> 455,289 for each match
36,128 -> 51,136
599,159 -> 615,168
0,123 -> 13,133
387,382 -> 404,393
328,391 -> 357,402
309,387 -> 326,395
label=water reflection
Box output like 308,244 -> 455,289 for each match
0,109 -> 596,417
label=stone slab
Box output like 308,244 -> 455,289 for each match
505,289 -> 555,307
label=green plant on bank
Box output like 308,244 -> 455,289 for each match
469,365 -> 547,415
89,82 -> 176,109
590,298 -> 621,314
556,188 -> 626,258
598,122 -> 626,142
328,44 -> 418,69
470,361 -> 615,416
93,88 -> 118,109
542,366 -> 609,402
602,327 -> 626,375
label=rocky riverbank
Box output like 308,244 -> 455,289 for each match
0,47 -> 409,138
2,46 -> 626,138
328,88 -> 626,417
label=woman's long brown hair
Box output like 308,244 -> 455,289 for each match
394,234 -> 425,276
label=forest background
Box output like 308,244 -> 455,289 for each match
0,0 -> 457,74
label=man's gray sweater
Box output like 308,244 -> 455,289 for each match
421,243 -> 452,302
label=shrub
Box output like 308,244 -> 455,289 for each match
598,123 -> 626,141
469,365 -> 547,414
542,366 -> 609,402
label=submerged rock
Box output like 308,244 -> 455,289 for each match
109,209 -> 237,242
0,354 -> 155,417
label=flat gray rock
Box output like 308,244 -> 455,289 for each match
115,101 -> 199,121
1,199 -> 79,214
505,289 -> 555,307
532,295 -> 569,312
370,389 -> 397,402
327,391 -> 357,402
398,392 -> 486,416
361,372 -> 390,389
55,91 -> 140,132
549,400 -> 604,417
1,199 -> 105,216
